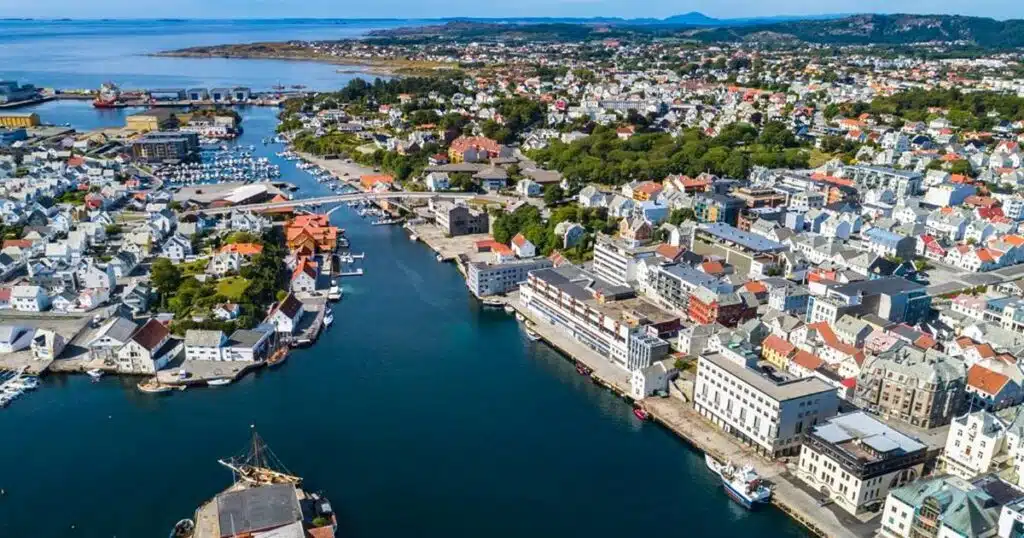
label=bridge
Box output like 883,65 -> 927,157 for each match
183,191 -> 503,217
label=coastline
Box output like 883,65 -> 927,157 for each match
150,50 -> 453,77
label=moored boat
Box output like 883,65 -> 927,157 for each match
632,407 -> 650,421
323,311 -> 334,327
525,328 -> 542,341
576,364 -> 591,376
436,254 -> 444,262
137,378 -> 173,394
504,305 -> 516,314
86,368 -> 104,381
409,234 -> 418,242
207,378 -> 232,387
704,454 -> 772,509
515,312 -> 526,322
267,347 -> 289,368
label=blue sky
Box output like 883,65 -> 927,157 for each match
3,0 -> 1019,20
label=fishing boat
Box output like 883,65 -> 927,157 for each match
137,378 -> 173,394
207,378 -> 232,387
632,407 -> 650,421
86,368 -> 104,381
704,454 -> 772,509
182,429 -> 338,537
169,519 -> 194,538
267,347 -> 289,368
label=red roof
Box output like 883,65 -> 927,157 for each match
511,233 -> 529,247
762,334 -> 796,358
475,239 -> 513,256
967,364 -> 1010,396
130,319 -> 169,351
220,243 -> 264,256
791,350 -> 824,371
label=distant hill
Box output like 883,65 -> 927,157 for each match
691,13 -> 1024,48
365,13 -> 1024,49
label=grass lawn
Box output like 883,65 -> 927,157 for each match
216,277 -> 251,301
808,149 -> 837,168
181,259 -> 209,276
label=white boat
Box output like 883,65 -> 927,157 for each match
515,313 -> 526,322
328,285 -> 342,301
86,369 -> 104,381
409,234 -> 418,242
207,378 -> 232,387
504,305 -> 516,314
436,254 -> 444,262
705,454 -> 772,509
525,328 -> 542,342
323,311 -> 334,327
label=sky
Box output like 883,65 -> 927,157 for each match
0,0 -> 1019,21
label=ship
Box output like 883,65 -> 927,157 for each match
704,454 -> 772,509
178,429 -> 338,538
93,82 -> 121,108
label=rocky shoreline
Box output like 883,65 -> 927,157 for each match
152,46 -> 448,77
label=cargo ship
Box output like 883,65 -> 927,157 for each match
174,429 -> 337,538
92,82 -> 120,108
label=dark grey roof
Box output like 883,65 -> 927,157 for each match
96,317 -> 138,344
216,483 -> 301,537
228,329 -> 270,348
831,277 -> 925,298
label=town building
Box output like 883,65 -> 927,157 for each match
798,411 -> 927,515
881,474 -> 1021,538
466,257 -> 553,297
855,345 -> 967,429
434,203 -> 489,236
693,351 -> 839,458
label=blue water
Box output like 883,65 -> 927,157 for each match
0,19 -> 417,90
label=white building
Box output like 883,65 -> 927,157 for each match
11,285 -> 49,312
798,411 -> 926,515
693,351 -> 840,458
942,410 -> 1013,481
184,329 -> 227,361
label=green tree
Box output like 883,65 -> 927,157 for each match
543,184 -> 565,205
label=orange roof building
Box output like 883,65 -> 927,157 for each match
220,243 -> 264,256
285,214 -> 340,255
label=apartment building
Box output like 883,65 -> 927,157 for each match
466,257 -> 553,297
694,351 -> 839,458
520,265 -> 676,371
592,233 -> 660,287
798,411 -> 926,515
855,345 -> 967,429
881,474 -> 1021,538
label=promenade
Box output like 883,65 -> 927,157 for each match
504,290 -> 866,538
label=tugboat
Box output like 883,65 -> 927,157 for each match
705,454 -> 772,509
178,429 -> 338,537
92,82 -> 121,108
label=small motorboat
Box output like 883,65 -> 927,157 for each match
525,328 -> 542,342
328,285 -> 342,301
207,378 -> 232,387
323,311 -> 334,327
436,254 -> 444,262
576,364 -> 591,376
86,369 -> 104,381
504,305 -> 516,314
632,407 -> 650,421
481,298 -> 504,308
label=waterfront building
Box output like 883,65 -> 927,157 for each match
0,325 -> 35,353
466,256 -> 553,297
693,351 -> 839,458
290,258 -> 319,294
285,214 -> 339,254
881,474 -> 1021,538
592,233 -> 660,287
131,132 -> 199,163
0,112 -> 40,128
855,345 -> 967,429
86,316 -> 138,362
184,330 -> 227,361
224,328 -> 274,362
0,80 -> 39,104
520,265 -> 676,371
630,358 -> 676,399
434,202 -> 488,236
115,318 -> 175,374
798,411 -> 926,516
125,109 -> 178,132
31,329 -> 66,361
266,293 -> 304,335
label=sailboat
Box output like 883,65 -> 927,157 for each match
180,428 -> 339,537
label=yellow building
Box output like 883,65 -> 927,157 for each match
0,113 -> 40,128
761,334 -> 796,370
126,109 -> 177,132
